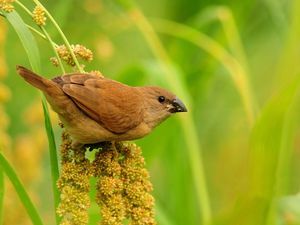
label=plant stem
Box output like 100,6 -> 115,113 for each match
42,97 -> 60,224
0,153 -> 44,225
15,0 -> 65,73
24,25 -> 64,71
26,24 -> 58,48
118,4 -> 212,225
27,24 -> 47,39
12,3 -> 62,224
15,0 -> 32,16
41,26 -> 65,73
215,6 -> 249,72
152,18 -> 256,126
0,167 -> 4,225
32,0 -> 84,73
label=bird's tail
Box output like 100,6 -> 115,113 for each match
16,65 -> 56,92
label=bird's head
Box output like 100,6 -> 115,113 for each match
139,86 -> 187,128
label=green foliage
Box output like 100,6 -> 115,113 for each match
2,0 -> 300,225
3,4 -> 59,224
0,168 -> 4,224
5,11 -> 40,73
0,153 -> 44,225
42,96 -> 60,224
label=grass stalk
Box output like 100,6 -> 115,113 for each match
5,5 -> 62,224
26,24 -> 47,40
15,0 -> 32,16
118,5 -> 212,225
275,0 -> 300,84
24,24 -> 65,73
32,0 -> 83,73
15,0 -> 65,73
0,153 -> 44,225
0,167 -> 4,225
152,18 -> 256,126
40,26 -> 65,73
42,97 -> 60,225
215,6 -> 249,71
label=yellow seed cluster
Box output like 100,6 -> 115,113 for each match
0,0 -> 14,12
55,44 -> 93,67
32,5 -> 46,26
90,70 -> 104,78
50,57 -> 59,67
119,142 -> 156,225
73,44 -> 93,62
93,144 -> 126,225
57,185 -> 90,225
57,130 -> 92,225
57,136 -> 155,224
60,131 -> 73,163
93,142 -> 156,225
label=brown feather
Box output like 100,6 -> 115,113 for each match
17,65 -> 55,92
16,65 -> 65,100
16,66 -> 185,144
58,76 -> 144,134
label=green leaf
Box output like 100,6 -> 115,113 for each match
251,77 -> 300,192
42,96 -> 60,224
0,167 -> 4,224
155,202 -> 174,225
5,9 -> 60,224
5,11 -> 41,73
240,76 -> 300,225
0,153 -> 44,225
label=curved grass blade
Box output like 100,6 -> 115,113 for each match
4,9 -> 59,224
0,167 -> 4,224
0,153 -> 43,225
155,202 -> 173,225
40,63 -> 60,224
249,76 -> 300,224
232,76 -> 300,225
113,4 -> 211,224
42,96 -> 60,224
5,11 -> 40,73
152,18 -> 256,126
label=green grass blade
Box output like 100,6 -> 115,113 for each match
251,78 -> 300,191
5,11 -> 40,73
0,167 -> 4,224
155,202 -> 173,225
113,4 -> 212,224
0,153 -> 44,225
41,96 -> 60,225
5,9 -> 59,224
152,18 -> 256,126
236,76 -> 300,225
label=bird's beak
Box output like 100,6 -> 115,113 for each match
170,97 -> 187,113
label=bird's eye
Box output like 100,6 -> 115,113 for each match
158,96 -> 165,103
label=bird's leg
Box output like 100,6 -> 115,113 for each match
111,141 -> 117,152
83,141 -> 111,151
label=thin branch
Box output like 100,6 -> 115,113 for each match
33,0 -> 84,73
15,0 -> 65,73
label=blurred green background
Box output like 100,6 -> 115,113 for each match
1,0 -> 300,224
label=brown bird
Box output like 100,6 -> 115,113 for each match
16,65 -> 187,145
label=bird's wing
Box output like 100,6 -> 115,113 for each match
55,74 -> 144,134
